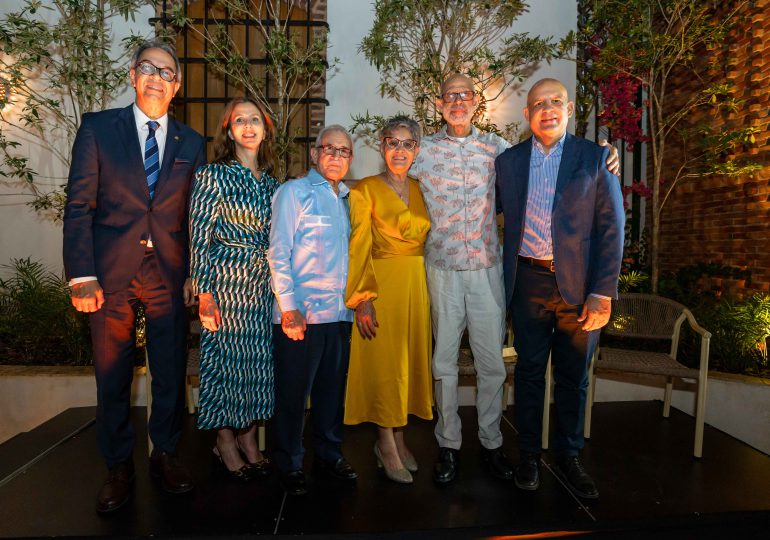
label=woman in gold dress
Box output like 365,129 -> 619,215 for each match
344,116 -> 432,484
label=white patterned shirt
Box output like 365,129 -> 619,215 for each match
410,125 -> 510,270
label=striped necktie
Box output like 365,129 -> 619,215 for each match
144,120 -> 160,199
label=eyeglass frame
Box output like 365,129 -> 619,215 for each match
135,60 -> 177,83
316,144 -> 352,158
440,90 -> 475,102
382,136 -> 419,151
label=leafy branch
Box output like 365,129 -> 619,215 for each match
0,0 -> 150,222
358,0 -> 565,136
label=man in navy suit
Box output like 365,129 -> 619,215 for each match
63,40 -> 205,513
495,78 -> 624,499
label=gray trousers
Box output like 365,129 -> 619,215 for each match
427,263 -> 507,450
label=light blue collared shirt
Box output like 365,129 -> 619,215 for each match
268,169 -> 354,324
519,134 -> 566,260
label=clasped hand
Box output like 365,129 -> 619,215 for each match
281,309 -> 307,341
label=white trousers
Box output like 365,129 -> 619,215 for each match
427,263 -> 507,450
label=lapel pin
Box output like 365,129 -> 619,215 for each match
174,135 -> 180,141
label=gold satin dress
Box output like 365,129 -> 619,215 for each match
344,175 -> 433,427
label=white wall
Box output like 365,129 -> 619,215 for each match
0,1 -> 156,276
0,368 -> 148,444
326,0 -> 577,179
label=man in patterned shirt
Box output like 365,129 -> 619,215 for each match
410,74 -> 619,485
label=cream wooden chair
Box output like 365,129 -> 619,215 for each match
585,293 -> 712,458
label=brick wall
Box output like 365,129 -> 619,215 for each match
658,0 -> 770,294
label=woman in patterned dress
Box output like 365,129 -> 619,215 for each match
344,116 -> 432,484
189,97 -> 279,481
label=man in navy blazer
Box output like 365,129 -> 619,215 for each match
495,78 -> 624,499
63,40 -> 205,513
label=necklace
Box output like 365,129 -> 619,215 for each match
383,173 -> 409,205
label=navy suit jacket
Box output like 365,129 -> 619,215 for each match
63,105 -> 206,294
494,133 -> 625,308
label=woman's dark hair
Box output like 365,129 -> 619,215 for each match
211,97 -> 276,175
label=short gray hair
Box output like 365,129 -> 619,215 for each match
129,39 -> 182,82
380,115 -> 421,143
315,124 -> 353,149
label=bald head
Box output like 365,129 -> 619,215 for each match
527,78 -> 569,106
440,73 -> 475,96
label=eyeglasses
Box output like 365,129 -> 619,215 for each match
135,61 -> 177,82
316,144 -> 352,158
232,117 -> 263,127
441,91 -> 475,102
383,137 -> 418,151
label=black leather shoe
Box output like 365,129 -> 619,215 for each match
433,447 -> 459,484
150,451 -> 194,494
96,462 -> 134,514
553,456 -> 599,499
282,470 -> 308,495
314,457 -> 358,481
514,452 -> 540,491
481,447 -> 514,480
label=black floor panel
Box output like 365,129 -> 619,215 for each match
0,401 -> 768,538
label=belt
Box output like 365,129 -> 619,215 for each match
518,255 -> 555,272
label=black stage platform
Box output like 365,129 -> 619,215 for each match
1,402 -> 769,539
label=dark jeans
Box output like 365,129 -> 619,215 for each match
91,250 -> 187,467
272,321 -> 352,473
511,263 -> 599,457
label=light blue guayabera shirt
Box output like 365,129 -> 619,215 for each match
268,168 -> 354,324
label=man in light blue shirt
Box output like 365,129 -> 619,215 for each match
268,125 -> 358,496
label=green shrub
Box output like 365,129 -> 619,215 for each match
0,258 -> 91,365
657,264 -> 769,375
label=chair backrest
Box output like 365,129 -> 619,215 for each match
605,293 -> 687,341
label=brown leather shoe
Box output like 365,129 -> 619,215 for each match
96,462 -> 134,514
149,451 -> 193,494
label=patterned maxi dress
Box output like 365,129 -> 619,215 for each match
189,161 -> 279,429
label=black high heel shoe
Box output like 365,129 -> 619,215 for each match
235,440 -> 273,477
212,447 -> 258,482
